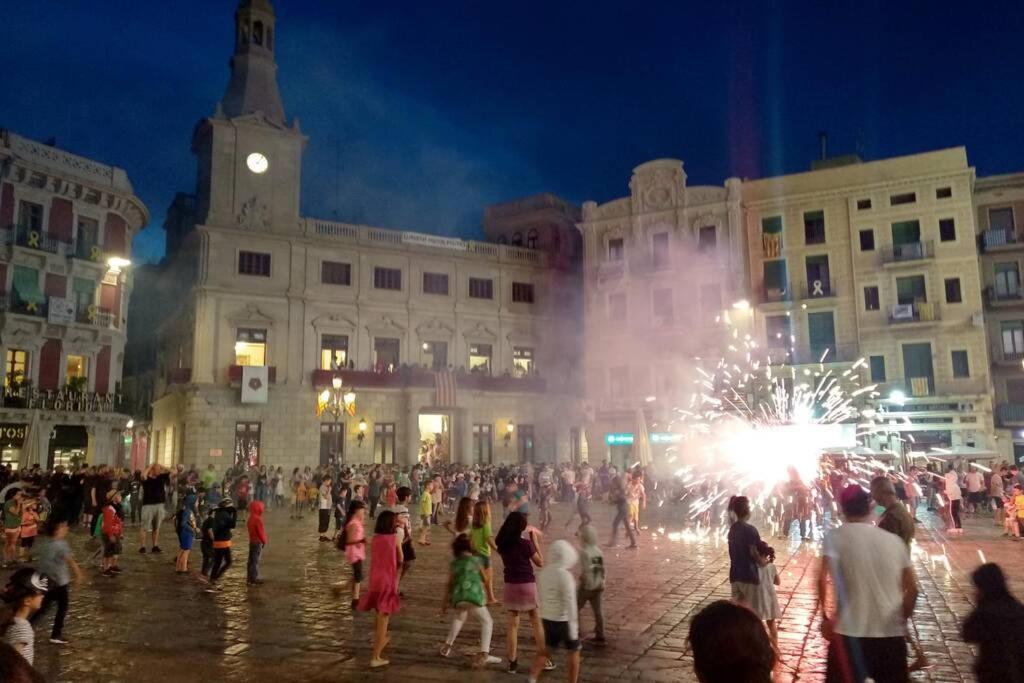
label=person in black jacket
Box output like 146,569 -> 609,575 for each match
205,498 -> 236,592
963,563 -> 1024,683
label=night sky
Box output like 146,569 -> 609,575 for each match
4,1 -> 1024,262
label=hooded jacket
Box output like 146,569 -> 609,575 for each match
247,501 -> 267,545
537,539 -> 580,639
212,503 -> 237,547
578,525 -> 605,592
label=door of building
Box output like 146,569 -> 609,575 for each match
319,422 -> 344,466
518,425 -> 535,464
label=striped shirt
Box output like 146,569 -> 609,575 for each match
5,616 -> 34,664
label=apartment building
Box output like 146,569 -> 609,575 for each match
577,159 -> 746,468
0,130 -> 146,467
146,0 -> 582,470
743,148 -> 993,455
975,173 -> 1024,461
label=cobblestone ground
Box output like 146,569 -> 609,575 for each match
6,498 -> 1017,682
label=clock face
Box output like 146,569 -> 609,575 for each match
246,152 -> 269,174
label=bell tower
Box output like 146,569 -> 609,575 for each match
192,0 -> 307,233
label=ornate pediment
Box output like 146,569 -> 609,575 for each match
365,315 -> 405,336
506,329 -> 536,345
415,318 -> 454,340
462,321 -> 497,342
630,159 -> 687,214
2,325 -> 45,351
311,313 -> 357,331
63,331 -> 100,356
227,303 -> 275,327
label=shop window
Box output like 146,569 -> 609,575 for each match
65,354 -> 86,384
5,350 -> 27,388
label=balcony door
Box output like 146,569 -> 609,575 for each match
902,343 -> 934,396
805,255 -> 831,297
995,263 -> 1020,298
1002,321 -> 1024,359
808,311 -> 836,359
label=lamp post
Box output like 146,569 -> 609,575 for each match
319,376 -> 357,464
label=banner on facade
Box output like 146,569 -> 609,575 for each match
241,366 -> 269,404
47,297 -> 76,325
434,370 -> 457,407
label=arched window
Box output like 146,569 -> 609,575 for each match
511,232 -> 523,247
526,229 -> 539,249
266,28 -> 273,51
496,235 -> 508,245
253,21 -> 264,46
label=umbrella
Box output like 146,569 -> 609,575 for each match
634,409 -> 652,468
20,411 -> 41,470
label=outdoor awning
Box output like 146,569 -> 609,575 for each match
920,445 -> 999,460
13,266 -> 45,305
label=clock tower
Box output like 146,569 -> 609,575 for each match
192,0 -> 306,233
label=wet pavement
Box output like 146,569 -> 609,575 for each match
8,499 -> 1016,682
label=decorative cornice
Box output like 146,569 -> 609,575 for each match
227,303 -> 275,327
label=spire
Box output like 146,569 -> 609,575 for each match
219,0 -> 286,125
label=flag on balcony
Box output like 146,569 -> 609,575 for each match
762,232 -> 782,258
241,366 -> 269,404
434,370 -> 457,407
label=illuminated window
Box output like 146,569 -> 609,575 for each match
5,350 -> 27,387
320,334 -> 348,370
65,354 -> 86,382
469,343 -> 492,373
235,328 -> 267,366
513,347 -> 534,377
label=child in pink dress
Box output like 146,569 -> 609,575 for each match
340,500 -> 366,609
357,510 -> 402,669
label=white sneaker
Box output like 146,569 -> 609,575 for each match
481,654 -> 501,665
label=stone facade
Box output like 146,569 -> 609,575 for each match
146,0 -> 582,471
579,150 -> 999,462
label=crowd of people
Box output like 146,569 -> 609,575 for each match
0,455 -> 1021,681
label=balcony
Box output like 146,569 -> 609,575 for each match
997,403 -> 1024,426
992,344 -> 1024,366
758,284 -> 792,305
2,292 -> 47,318
881,240 -> 933,265
800,280 -> 836,300
888,302 -> 939,325
761,343 -> 859,365
74,306 -> 116,329
595,260 -> 625,285
984,286 -> 1024,308
311,366 -> 548,393
10,226 -> 65,255
981,228 -> 1022,252
167,368 -> 192,385
70,240 -> 105,263
228,365 -> 277,384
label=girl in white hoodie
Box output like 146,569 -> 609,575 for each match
529,539 -> 581,683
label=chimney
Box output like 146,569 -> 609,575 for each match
818,131 -> 828,161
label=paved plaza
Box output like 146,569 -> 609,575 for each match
9,499 -> 1018,682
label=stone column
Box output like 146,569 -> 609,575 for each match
457,406 -> 472,465
403,391 -> 420,467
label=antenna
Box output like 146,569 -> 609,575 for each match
818,131 -> 828,161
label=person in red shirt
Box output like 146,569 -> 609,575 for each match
246,500 -> 267,585
101,491 -> 124,577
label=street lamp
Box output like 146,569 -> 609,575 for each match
504,422 -> 514,447
319,376 -> 357,463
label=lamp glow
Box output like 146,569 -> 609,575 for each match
343,390 -> 356,406
888,390 -> 907,406
732,299 -> 750,311
331,376 -> 342,391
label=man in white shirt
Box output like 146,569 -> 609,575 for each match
944,465 -> 963,532
818,485 -> 918,683
964,465 -> 985,514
